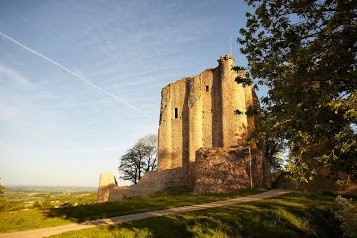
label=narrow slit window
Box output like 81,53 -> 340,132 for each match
175,108 -> 178,118
205,86 -> 209,92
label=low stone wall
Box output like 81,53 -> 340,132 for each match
98,146 -> 271,202
193,147 -> 269,195
98,167 -> 189,203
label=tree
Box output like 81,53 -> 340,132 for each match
137,134 -> 158,172
237,0 -> 357,182
118,134 -> 158,184
0,178 -> 6,211
41,194 -> 52,209
0,178 -> 4,195
251,108 -> 286,173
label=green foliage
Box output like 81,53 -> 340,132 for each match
0,179 -> 5,195
335,196 -> 357,238
238,0 -> 357,181
0,184 -> 29,212
41,194 -> 52,209
50,191 -> 341,238
1,187 -> 97,212
250,106 -> 287,172
32,201 -> 42,209
0,179 -> 7,211
118,134 -> 158,184
0,201 -> 6,212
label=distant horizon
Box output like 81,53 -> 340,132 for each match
3,176 -> 133,188
4,184 -> 98,188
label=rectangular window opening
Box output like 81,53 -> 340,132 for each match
205,86 -> 209,92
175,108 -> 178,118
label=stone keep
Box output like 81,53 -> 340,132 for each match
158,54 -> 257,183
97,54 -> 266,203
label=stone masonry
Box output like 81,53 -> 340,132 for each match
98,55 -> 270,203
158,54 -> 258,187
194,147 -> 270,194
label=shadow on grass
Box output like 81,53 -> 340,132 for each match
43,188 -> 264,223
107,216 -> 195,238
96,191 -> 341,238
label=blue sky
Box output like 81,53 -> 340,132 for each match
0,0 -> 258,187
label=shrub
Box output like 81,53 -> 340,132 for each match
0,199 -> 7,211
33,201 -> 42,209
0,178 -> 6,211
335,196 -> 357,238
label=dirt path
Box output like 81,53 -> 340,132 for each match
0,188 -> 293,238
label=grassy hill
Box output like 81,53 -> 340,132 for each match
0,188 -> 262,233
49,191 -> 342,238
1,188 -> 354,237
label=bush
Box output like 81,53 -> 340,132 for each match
33,201 -> 42,209
335,196 -> 357,238
0,200 -> 26,212
0,178 -> 6,211
0,199 -> 7,211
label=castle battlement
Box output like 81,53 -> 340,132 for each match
217,54 -> 234,62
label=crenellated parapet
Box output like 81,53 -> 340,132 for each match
217,54 -> 234,62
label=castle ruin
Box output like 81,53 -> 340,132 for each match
98,55 -> 270,203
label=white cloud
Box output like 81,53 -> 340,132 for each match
0,64 -> 29,85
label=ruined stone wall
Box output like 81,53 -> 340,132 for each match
97,172 -> 118,203
98,168 -> 188,203
158,55 -> 255,178
193,147 -> 268,195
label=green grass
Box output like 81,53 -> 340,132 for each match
50,191 -> 341,238
0,188 -> 264,233
0,209 -> 73,233
1,188 -> 97,211
44,188 -> 264,223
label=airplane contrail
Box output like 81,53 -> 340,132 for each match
0,32 -> 151,118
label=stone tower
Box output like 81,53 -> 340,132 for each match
158,54 -> 257,184
98,54 -> 267,203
